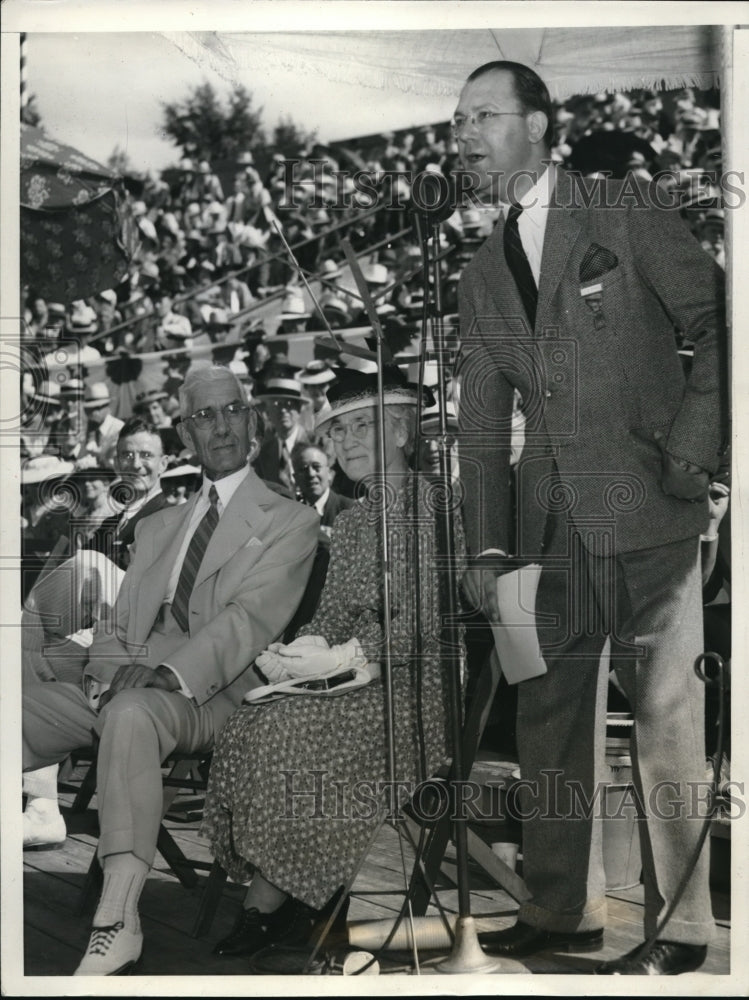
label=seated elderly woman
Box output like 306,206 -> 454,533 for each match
201,366 -> 464,959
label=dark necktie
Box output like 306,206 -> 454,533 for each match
171,485 -> 219,632
503,204 -> 538,330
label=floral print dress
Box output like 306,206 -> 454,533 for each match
200,473 -> 465,909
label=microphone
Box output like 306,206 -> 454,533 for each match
408,170 -> 456,238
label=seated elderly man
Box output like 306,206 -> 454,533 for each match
22,365 -> 319,975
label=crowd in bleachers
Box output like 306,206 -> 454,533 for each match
20,83 -> 727,596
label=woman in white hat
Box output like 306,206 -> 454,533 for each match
202,366 -> 464,961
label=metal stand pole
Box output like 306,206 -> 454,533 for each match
419,220 -> 506,974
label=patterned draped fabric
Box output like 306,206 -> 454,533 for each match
20,124 -> 139,303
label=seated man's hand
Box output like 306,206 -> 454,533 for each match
106,662 -> 180,699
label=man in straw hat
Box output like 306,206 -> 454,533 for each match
252,371 -> 312,494
278,289 -> 312,335
82,382 -> 124,470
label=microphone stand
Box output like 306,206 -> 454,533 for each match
340,239 -> 398,806
413,211 -> 504,974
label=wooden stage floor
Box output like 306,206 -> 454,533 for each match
21,758 -> 731,982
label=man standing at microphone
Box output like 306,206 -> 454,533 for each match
454,61 -> 725,975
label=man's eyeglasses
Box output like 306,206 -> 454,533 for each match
328,418 -> 376,442
187,402 -> 249,429
119,451 -> 157,463
451,110 -> 525,136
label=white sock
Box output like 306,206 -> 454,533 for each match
93,853 -> 149,934
24,797 -> 61,819
23,764 -> 60,804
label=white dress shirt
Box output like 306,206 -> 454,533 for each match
499,162 -> 557,285
312,488 -> 330,518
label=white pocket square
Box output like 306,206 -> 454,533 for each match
244,536 -> 263,548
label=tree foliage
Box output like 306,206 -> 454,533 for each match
272,115 -> 318,160
107,144 -> 135,177
161,83 -> 265,164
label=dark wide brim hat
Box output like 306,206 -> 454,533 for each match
316,365 -> 434,431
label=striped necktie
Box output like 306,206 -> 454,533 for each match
503,204 -> 538,330
171,485 -> 219,632
280,442 -> 295,491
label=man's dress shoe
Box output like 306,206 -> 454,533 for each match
479,920 -> 604,957
74,922 -> 143,975
595,940 -> 708,975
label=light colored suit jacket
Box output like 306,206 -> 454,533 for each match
456,168 -> 726,558
85,469 -> 319,728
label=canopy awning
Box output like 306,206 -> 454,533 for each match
164,25 -> 722,104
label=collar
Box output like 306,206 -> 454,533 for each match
202,463 -> 250,511
501,162 -> 557,226
313,488 -> 331,516
118,481 -> 162,522
280,425 -> 301,452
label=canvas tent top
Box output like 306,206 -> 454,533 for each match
164,25 -> 723,103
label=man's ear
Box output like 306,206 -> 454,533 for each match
527,110 -> 549,146
176,419 -> 194,453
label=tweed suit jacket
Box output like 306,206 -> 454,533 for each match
456,167 -> 726,559
84,470 -> 319,729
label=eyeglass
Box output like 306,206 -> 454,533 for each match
328,417 -> 376,442
187,402 -> 249,429
119,450 -> 157,463
451,110 -> 525,136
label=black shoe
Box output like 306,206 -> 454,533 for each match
595,940 -> 707,975
212,906 -> 275,958
213,894 -> 348,959
479,920 -> 604,957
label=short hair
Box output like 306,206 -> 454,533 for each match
290,442 -> 329,468
178,365 -> 252,424
467,60 -> 554,149
117,415 -> 163,449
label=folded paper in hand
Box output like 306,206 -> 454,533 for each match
491,564 -> 547,684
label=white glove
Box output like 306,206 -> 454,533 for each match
271,636 -> 366,680
256,635 -> 329,683
255,650 -> 291,683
